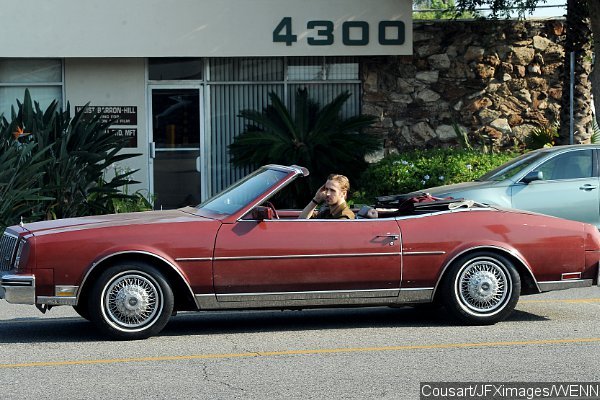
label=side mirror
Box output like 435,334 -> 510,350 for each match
251,206 -> 274,221
521,170 -> 543,184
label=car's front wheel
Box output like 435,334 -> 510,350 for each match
441,251 -> 520,325
88,261 -> 174,340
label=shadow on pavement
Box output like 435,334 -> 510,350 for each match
161,306 -> 548,337
0,306 -> 549,344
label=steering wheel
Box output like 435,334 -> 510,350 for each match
264,201 -> 279,219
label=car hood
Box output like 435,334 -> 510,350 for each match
20,207 -> 211,236
417,180 -> 504,197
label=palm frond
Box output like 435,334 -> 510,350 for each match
230,88 -> 379,206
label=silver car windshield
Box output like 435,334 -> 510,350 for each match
477,151 -> 548,182
197,168 -> 288,215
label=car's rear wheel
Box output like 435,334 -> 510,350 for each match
73,303 -> 91,321
441,251 -> 520,325
88,261 -> 174,340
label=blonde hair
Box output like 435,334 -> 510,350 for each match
327,174 -> 350,198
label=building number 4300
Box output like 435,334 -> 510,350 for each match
273,17 -> 406,46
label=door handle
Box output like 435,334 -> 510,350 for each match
579,184 -> 598,191
149,142 -> 156,159
375,233 -> 399,246
376,234 -> 399,240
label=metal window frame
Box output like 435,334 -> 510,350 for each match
146,56 -> 362,202
0,58 -> 65,114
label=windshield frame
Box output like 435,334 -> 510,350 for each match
194,164 -> 305,220
477,150 -> 549,182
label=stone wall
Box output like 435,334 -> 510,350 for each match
362,19 -> 591,158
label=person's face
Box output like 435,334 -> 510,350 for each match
324,179 -> 346,206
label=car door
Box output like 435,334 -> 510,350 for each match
212,218 -> 401,303
510,149 -> 600,226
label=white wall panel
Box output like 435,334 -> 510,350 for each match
64,58 -> 148,194
0,0 -> 411,57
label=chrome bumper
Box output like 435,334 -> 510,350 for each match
538,279 -> 593,292
0,273 -> 35,304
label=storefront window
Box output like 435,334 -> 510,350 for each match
287,82 -> 360,119
0,59 -> 63,119
287,57 -> 324,81
209,83 -> 284,193
207,57 -> 360,194
148,56 -> 361,199
209,58 -> 283,82
148,58 -> 203,80
287,57 -> 359,81
326,57 -> 360,80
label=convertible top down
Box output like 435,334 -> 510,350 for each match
2,165 -> 599,339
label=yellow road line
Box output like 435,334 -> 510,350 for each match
2,337 -> 600,369
520,298 -> 600,304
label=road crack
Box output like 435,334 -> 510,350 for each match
202,364 -> 246,393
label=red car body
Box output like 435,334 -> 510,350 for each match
1,164 -> 599,339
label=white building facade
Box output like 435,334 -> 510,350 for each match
0,0 -> 412,208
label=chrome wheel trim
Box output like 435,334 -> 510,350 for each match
455,257 -> 512,316
102,271 -> 163,332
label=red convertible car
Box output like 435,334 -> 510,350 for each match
1,164 -> 599,339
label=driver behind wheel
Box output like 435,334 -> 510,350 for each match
299,174 -> 355,219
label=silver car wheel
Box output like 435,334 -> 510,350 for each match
102,272 -> 163,330
455,257 -> 511,316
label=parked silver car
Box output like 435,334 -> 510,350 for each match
418,144 -> 600,227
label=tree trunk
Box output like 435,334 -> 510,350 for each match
588,0 -> 600,133
558,0 -> 593,144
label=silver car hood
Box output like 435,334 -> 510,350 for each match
416,180 -> 504,197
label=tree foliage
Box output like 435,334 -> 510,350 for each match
0,139 -> 51,229
454,0 -> 543,18
1,90 -> 143,230
229,88 -> 380,206
413,0 -> 479,19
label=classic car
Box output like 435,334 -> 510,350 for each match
417,144 -> 600,227
1,164 -> 599,340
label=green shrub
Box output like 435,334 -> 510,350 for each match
229,88 -> 379,207
354,148 -> 518,203
90,165 -> 153,214
1,90 -> 146,229
525,123 -> 559,150
591,119 -> 600,144
0,139 -> 52,229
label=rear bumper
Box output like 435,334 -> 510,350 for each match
0,273 -> 35,304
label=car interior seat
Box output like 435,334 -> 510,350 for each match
356,205 -> 378,219
554,157 -> 588,179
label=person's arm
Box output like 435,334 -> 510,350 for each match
299,186 -> 326,219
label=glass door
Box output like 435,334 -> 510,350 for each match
149,86 -> 203,209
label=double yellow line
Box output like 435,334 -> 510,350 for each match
3,337 -> 600,369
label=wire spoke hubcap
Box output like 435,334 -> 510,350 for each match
104,273 -> 161,329
457,258 -> 510,314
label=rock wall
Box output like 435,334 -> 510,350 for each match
362,19 -> 592,158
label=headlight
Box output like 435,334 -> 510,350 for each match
13,238 -> 28,270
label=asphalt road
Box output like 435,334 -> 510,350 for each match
1,287 -> 599,400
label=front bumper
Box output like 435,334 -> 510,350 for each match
0,273 -> 35,304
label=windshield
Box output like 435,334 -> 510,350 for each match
197,167 -> 289,215
477,151 -> 548,182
